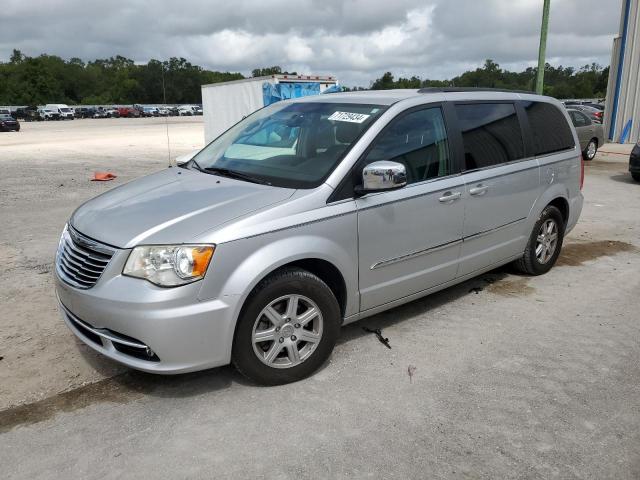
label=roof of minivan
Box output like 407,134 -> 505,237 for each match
294,89 -> 555,106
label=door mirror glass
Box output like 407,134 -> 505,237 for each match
360,161 -> 407,192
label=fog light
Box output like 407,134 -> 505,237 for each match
145,347 -> 155,358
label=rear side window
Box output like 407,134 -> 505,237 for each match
569,110 -> 590,127
455,103 -> 524,170
524,101 -> 575,156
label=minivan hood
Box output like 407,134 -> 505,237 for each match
70,168 -> 295,248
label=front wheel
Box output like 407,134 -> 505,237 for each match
232,268 -> 341,385
632,172 -> 640,182
513,205 -> 565,275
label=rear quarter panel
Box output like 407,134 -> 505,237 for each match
533,102 -> 583,234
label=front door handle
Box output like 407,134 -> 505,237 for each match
469,184 -> 488,196
438,191 -> 462,203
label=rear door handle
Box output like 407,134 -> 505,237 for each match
469,184 -> 488,196
438,191 -> 462,203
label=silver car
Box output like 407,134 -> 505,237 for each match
566,108 -> 605,161
55,89 -> 584,384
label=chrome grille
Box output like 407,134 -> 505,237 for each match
56,225 -> 115,289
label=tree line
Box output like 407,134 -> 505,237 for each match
0,49 -> 247,105
362,59 -> 609,99
0,51 -> 609,106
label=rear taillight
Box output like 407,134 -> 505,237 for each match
580,155 -> 584,190
595,112 -> 603,118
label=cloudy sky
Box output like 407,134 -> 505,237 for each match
0,0 -> 623,86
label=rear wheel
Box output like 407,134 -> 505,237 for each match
632,172 -> 640,182
232,268 -> 341,385
513,205 -> 564,275
583,139 -> 597,161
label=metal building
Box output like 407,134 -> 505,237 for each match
604,0 -> 640,143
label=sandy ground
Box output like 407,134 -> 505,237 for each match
1,119 -> 639,478
0,118 -> 204,409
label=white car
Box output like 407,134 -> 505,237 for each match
38,108 -> 60,120
177,106 -> 194,116
45,104 -> 74,120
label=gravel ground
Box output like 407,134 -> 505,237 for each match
0,117 -> 204,409
0,119 -> 639,479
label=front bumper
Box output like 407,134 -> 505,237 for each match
55,261 -> 238,374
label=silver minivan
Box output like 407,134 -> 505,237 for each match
55,88 -> 584,384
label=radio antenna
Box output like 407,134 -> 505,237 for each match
161,64 -> 172,167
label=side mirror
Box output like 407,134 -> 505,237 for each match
357,161 -> 407,194
175,149 -> 200,166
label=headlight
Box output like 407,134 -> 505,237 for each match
123,245 -> 214,287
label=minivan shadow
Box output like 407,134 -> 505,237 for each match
73,266 -> 514,401
338,267 -> 511,345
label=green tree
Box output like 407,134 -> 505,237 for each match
252,66 -> 282,77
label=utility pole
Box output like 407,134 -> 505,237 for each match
536,0 -> 551,94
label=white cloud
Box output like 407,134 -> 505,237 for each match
0,0 -> 623,86
285,37 -> 314,63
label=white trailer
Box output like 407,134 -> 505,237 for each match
201,74 -> 338,142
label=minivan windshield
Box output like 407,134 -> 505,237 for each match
191,101 -> 386,189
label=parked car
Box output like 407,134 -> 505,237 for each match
157,107 -> 170,116
92,108 -> 109,119
45,104 -> 75,120
117,107 -> 140,118
566,109 -> 605,160
630,141 -> 640,182
140,106 -> 159,117
167,106 -> 180,116
15,106 -> 40,121
582,102 -> 604,111
567,104 -> 603,124
74,107 -> 95,119
0,113 -> 20,131
104,107 -> 120,118
0,107 -> 11,117
55,89 -> 584,385
38,108 -> 60,120
177,106 -> 194,116
194,106 -> 203,116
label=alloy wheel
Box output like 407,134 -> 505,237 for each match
535,219 -> 559,264
252,294 -> 323,369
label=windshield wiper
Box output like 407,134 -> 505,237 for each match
203,167 -> 272,186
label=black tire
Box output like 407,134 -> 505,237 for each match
232,267 -> 341,385
582,138 -> 597,161
513,205 -> 565,275
632,172 -> 640,183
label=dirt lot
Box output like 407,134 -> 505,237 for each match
1,119 -> 639,478
0,117 -> 204,409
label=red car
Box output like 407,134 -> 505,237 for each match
117,107 -> 141,118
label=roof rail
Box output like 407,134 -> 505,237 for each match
417,87 -> 536,95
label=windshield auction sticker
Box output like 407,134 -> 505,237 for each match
328,111 -> 371,123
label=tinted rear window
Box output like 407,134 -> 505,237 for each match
455,103 -> 524,170
524,101 -> 575,156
